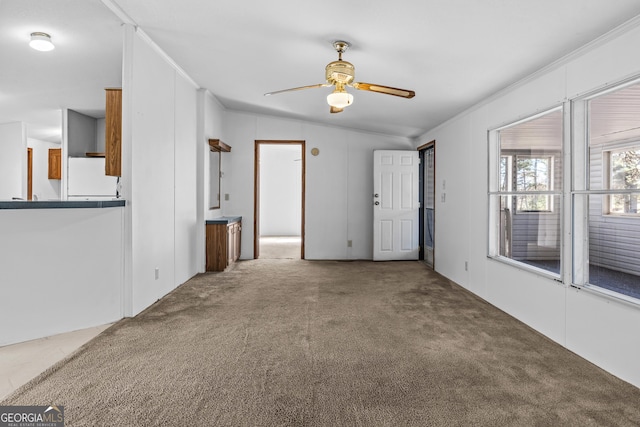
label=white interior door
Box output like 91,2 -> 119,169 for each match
373,150 -> 419,260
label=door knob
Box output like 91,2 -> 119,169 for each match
374,201 -> 380,205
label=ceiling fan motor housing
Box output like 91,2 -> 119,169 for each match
326,60 -> 355,84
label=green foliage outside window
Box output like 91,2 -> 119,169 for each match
516,156 -> 551,211
610,149 -> 640,214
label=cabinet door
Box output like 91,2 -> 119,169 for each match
105,88 -> 122,176
227,224 -> 235,266
234,222 -> 242,261
48,148 -> 62,180
206,224 -> 229,272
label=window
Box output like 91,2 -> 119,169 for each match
572,79 -> 640,302
606,147 -> 640,215
488,108 -> 563,275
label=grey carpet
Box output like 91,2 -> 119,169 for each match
3,260 -> 640,426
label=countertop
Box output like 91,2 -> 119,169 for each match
206,216 -> 242,224
0,200 -> 126,209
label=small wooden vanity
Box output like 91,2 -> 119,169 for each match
206,217 -> 242,271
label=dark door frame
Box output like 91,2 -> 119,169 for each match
254,140 -> 306,259
27,147 -> 33,201
417,140 -> 435,268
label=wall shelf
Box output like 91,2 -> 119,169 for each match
208,139 -> 231,152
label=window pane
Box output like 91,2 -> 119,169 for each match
587,194 -> 640,299
609,193 -> 640,214
589,82 -> 640,191
490,108 -> 563,274
494,194 -> 561,275
610,149 -> 640,190
498,109 -> 563,194
499,110 -> 563,154
516,157 -> 550,192
586,81 -> 640,301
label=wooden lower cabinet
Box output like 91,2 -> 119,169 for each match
206,219 -> 241,271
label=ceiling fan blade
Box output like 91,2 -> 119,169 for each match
330,106 -> 343,114
264,83 -> 331,96
352,82 -> 415,98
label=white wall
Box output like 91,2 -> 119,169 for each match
259,144 -> 301,236
27,138 -> 61,201
122,28 -> 200,315
0,207 -> 124,346
202,90 -> 226,221
223,111 -> 412,260
0,122 -> 26,200
174,71 -> 198,286
197,90 -> 226,272
96,118 -> 106,153
414,19 -> 640,388
67,109 -> 97,156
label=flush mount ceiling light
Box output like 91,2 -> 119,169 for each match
29,32 -> 55,51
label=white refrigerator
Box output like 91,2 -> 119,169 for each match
67,157 -> 118,200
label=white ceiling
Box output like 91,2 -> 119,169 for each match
3,0 -> 640,143
0,0 -> 122,142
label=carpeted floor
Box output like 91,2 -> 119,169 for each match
259,236 -> 301,259
3,260 -> 640,426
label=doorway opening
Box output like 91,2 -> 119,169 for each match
418,141 -> 435,268
254,140 -> 305,259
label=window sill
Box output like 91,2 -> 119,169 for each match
572,283 -> 640,309
487,255 -> 562,283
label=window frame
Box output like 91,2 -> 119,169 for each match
487,105 -> 564,279
572,76 -> 640,306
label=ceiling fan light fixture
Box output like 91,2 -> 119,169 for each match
265,40 -> 414,114
327,90 -> 353,109
29,32 -> 55,51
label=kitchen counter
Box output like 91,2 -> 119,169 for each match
206,216 -> 242,225
0,200 -> 125,209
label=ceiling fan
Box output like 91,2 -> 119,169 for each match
264,41 -> 415,114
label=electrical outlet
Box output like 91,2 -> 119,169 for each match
155,268 -> 159,280
347,240 -> 352,247
441,193 -> 446,203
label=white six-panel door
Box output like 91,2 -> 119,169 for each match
373,150 -> 419,260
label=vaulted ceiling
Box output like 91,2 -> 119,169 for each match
3,0 -> 640,143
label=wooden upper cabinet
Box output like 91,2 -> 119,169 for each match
105,88 -> 122,176
48,148 -> 62,180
